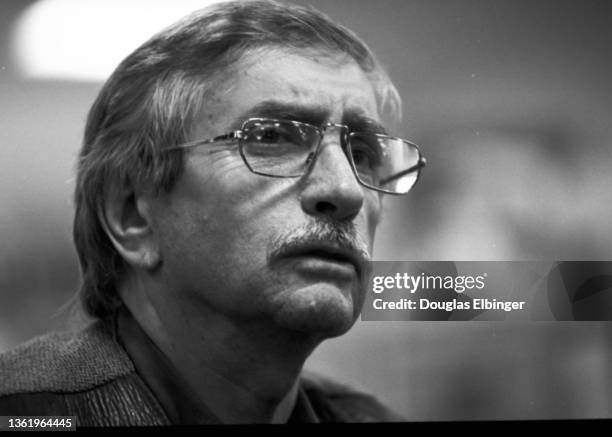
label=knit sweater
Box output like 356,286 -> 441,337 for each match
0,318 -> 402,425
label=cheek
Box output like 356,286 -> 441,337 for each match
163,157 -> 302,254
186,151 -> 245,187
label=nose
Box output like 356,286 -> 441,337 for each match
300,128 -> 364,222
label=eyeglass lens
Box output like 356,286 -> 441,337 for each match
241,119 -> 421,194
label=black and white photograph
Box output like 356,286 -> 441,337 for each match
0,0 -> 611,426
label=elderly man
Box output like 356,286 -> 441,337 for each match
0,0 -> 424,424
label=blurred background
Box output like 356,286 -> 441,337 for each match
1,0 -> 611,421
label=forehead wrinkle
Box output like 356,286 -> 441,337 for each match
288,84 -> 302,98
282,82 -> 376,116
195,48 -> 381,136
240,50 -> 378,119
233,99 -> 331,127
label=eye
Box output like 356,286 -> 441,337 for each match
242,122 -> 312,160
252,123 -> 305,146
351,148 -> 373,167
350,135 -> 382,170
257,126 -> 284,143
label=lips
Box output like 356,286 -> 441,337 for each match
274,243 -> 367,278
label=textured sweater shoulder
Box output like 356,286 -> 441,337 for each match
0,319 -> 169,425
0,320 -> 402,424
1,320 -> 130,395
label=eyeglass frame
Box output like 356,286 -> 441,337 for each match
162,117 -> 427,195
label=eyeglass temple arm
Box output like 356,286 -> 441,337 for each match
163,131 -> 243,151
379,157 -> 427,186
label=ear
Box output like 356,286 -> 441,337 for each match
99,182 -> 161,271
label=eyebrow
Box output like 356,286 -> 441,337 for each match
233,101 -> 330,129
232,100 -> 388,134
342,110 -> 388,135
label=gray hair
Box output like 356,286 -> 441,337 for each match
73,0 -> 402,319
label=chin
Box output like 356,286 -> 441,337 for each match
271,282 -> 362,338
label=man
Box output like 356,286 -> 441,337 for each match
0,0 -> 425,424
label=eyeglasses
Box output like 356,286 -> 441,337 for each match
163,118 -> 426,194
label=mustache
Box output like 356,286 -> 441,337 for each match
268,219 -> 371,264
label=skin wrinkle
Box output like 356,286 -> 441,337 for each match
191,47 -> 381,137
139,296 -> 300,419
190,153 -> 243,178
66,0 -> 411,422
120,48 -> 383,423
289,84 -> 301,97
174,50 -> 377,328
267,220 -> 372,324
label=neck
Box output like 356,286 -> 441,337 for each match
120,280 -> 321,424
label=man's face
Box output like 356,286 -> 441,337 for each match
152,48 -> 383,338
